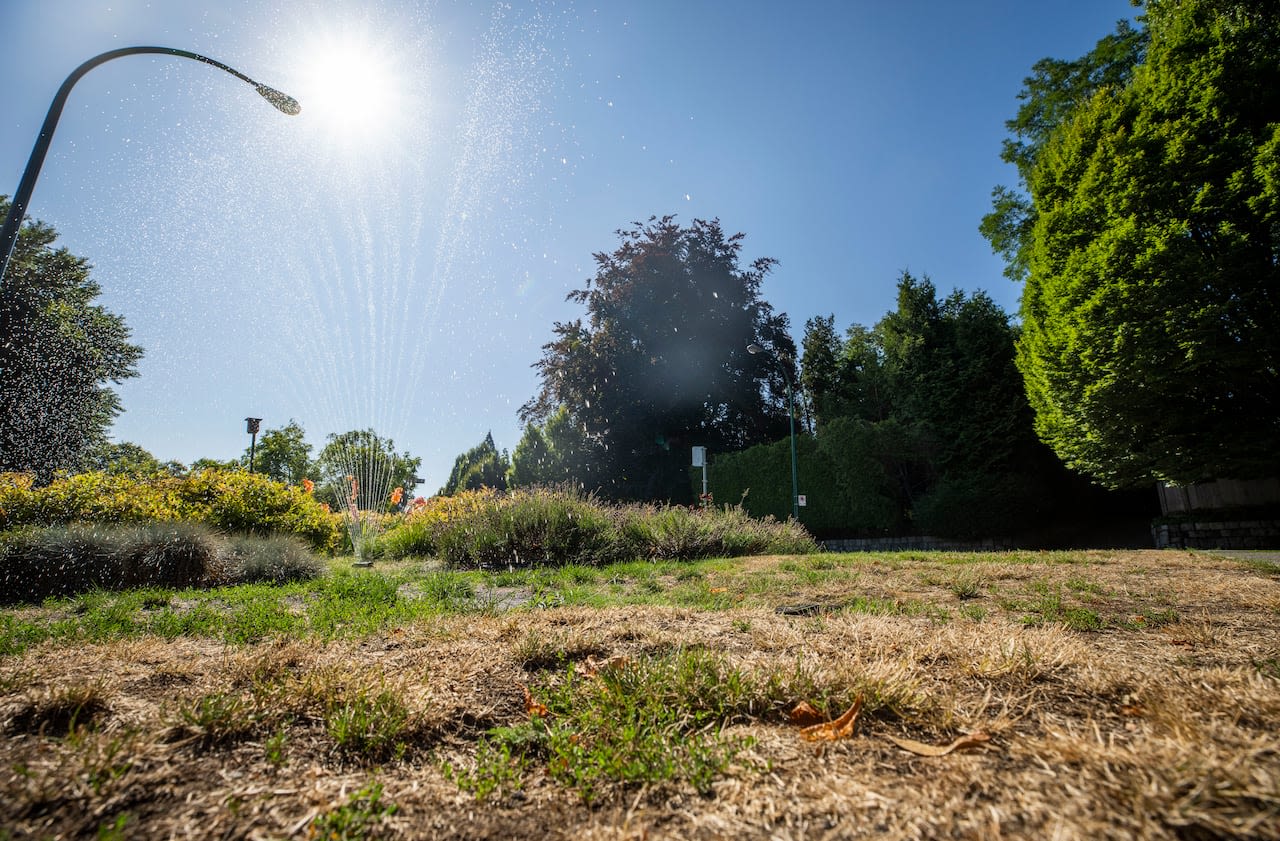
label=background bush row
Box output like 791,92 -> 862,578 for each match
0,470 -> 342,552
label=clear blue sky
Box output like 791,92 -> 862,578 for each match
1,0 -> 1138,491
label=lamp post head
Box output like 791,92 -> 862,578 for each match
245,417 -> 262,434
746,343 -> 765,355
255,84 -> 301,115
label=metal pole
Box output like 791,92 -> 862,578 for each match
0,46 -> 298,286
785,370 -> 799,520
248,431 -> 258,474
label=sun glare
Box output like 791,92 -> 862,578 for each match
292,31 -> 412,146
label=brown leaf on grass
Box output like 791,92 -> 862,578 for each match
582,655 -> 630,678
521,684 -> 548,718
887,731 -> 991,756
788,701 -> 826,727
800,696 -> 863,742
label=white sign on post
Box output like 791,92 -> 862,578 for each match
691,446 -> 706,467
797,494 -> 807,507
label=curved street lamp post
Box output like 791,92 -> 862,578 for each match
747,342 -> 800,520
0,46 -> 300,285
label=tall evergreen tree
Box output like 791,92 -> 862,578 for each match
440,432 -> 510,495
0,198 -> 142,480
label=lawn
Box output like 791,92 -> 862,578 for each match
2,548 -> 1278,839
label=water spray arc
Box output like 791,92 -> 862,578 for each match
0,46 -> 300,287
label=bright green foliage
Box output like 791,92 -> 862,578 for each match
245,420 -> 312,486
309,780 -> 397,841
0,198 -> 143,480
980,20 -> 1148,282
522,216 -> 796,502
0,469 -> 341,552
1014,1 -> 1280,486
440,432 -> 510,495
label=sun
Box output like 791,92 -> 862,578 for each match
290,29 -> 413,147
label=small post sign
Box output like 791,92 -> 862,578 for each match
692,446 -> 708,498
797,494 -> 807,507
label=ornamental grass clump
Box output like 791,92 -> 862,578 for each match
0,523 -> 323,604
376,486 -> 817,567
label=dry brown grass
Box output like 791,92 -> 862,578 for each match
2,549 -> 1278,839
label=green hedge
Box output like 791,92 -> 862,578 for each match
701,417 -> 1055,539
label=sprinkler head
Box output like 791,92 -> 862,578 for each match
256,84 -> 301,115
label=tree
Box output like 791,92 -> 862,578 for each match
82,441 -> 162,476
980,19 -> 1148,282
521,216 -> 795,501
244,420 -> 312,485
508,406 -> 591,488
0,197 -> 143,480
798,272 -> 1058,534
440,432 -> 510,495
1007,0 -> 1280,486
313,429 -> 422,511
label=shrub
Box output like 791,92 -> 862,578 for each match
0,523 -> 324,604
224,533 -> 323,584
375,486 -> 818,567
0,470 -> 341,552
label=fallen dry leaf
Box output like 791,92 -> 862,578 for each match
582,655 -> 630,678
788,701 -> 826,727
887,732 -> 991,756
521,684 -> 548,718
800,696 -> 863,742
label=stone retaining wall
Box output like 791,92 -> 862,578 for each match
1151,520 -> 1280,549
822,535 -> 1014,553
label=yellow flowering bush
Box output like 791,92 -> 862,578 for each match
0,469 -> 341,553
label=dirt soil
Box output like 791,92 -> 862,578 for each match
2,549 -> 1279,840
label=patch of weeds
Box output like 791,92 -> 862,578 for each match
178,692 -> 257,749
1255,658 -> 1280,680
1020,590 -> 1103,631
1123,607 -> 1180,629
514,630 -> 607,671
1065,576 -> 1107,597
674,565 -> 704,582
959,603 -> 988,622
949,574 -> 984,601
309,780 -> 397,841
67,727 -> 134,796
840,595 -> 900,616
416,571 -> 476,611
9,682 -> 109,737
503,652 -> 758,802
325,688 -> 413,762
264,726 -> 289,768
443,737 -> 527,801
96,812 -> 131,841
